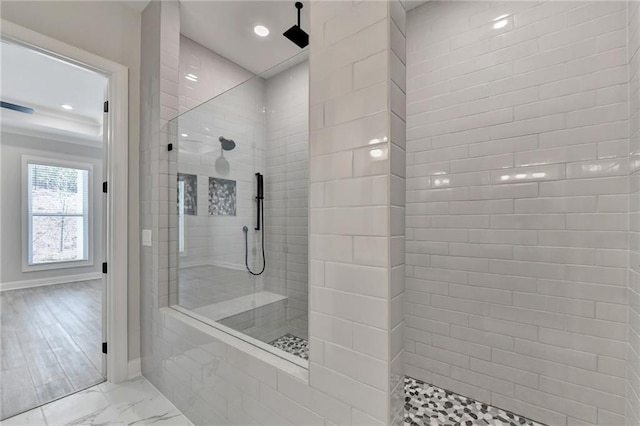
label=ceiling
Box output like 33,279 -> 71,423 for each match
123,0 -> 423,75
179,0 -> 309,75
0,41 -> 107,145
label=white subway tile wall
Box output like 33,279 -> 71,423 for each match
406,2 -> 631,425
178,35 -> 254,115
309,0 -> 407,422
628,1 -> 640,424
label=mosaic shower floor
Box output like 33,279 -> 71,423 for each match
404,377 -> 544,426
270,335 -> 544,426
268,333 -> 309,360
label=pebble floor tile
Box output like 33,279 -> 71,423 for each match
268,333 -> 309,360
405,377 -> 545,426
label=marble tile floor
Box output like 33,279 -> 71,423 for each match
0,376 -> 192,426
1,280 -> 104,420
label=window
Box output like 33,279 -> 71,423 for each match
25,158 -> 91,267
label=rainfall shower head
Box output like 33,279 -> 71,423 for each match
218,136 -> 236,151
283,2 -> 309,49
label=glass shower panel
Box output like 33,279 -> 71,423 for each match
168,54 -> 309,364
172,77 -> 265,313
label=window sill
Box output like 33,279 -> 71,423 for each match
22,259 -> 94,273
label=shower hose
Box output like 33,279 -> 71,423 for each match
243,205 -> 266,276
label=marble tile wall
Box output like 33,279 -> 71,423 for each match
405,2 -> 630,425
628,1 -> 640,424
139,1 -> 406,424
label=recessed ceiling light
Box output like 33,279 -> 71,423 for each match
181,133 -> 188,137
185,73 -> 198,82
61,104 -> 73,110
254,25 -> 270,37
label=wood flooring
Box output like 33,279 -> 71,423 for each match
0,279 -> 104,420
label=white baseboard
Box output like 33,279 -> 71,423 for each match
127,358 -> 141,380
0,272 -> 102,292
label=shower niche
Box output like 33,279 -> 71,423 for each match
167,44 -> 309,366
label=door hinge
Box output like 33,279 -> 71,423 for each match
104,101 -> 109,113
102,262 -> 107,274
103,181 -> 107,193
102,342 -> 107,354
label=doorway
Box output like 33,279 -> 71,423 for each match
0,21 -> 129,420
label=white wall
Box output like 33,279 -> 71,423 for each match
405,2 -> 628,425
1,0 -> 142,360
0,132 -> 103,285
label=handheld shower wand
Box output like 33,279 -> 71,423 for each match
244,173 -> 266,276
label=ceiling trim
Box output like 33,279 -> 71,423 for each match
1,124 -> 103,148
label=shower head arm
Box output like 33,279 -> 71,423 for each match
295,2 -> 303,27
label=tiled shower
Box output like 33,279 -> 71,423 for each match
406,2 -> 632,425
138,1 -> 640,426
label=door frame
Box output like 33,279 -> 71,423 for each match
1,20 -> 130,383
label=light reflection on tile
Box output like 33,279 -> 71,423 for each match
490,163 -> 565,184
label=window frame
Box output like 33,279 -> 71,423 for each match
22,155 -> 94,272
